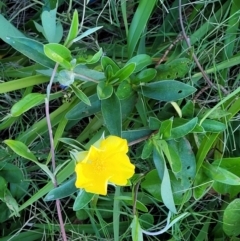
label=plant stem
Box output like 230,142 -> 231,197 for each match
45,63 -> 68,241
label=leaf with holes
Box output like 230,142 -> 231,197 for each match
141,80 -> 196,101
156,58 -> 191,80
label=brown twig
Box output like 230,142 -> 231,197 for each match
178,0 -> 228,95
155,34 -> 184,67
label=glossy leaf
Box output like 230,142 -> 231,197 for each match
64,9 -> 79,46
70,84 -> 91,106
44,43 -> 72,69
135,68 -> 157,83
141,80 -> 196,101
101,92 -> 122,136
44,176 -> 78,201
97,81 -> 113,100
73,189 -> 94,211
116,80 -> 133,100
10,93 -> 45,117
126,54 -> 152,73
223,199 -> 240,237
6,37 -> 55,68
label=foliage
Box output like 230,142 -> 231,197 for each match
0,0 -> 240,240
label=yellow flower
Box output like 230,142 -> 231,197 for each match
74,136 -> 135,195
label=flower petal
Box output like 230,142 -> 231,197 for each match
100,136 -> 128,154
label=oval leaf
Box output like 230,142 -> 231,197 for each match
127,54 -> 152,73
11,93 -> 45,117
44,43 -> 72,69
73,189 -> 94,211
141,80 -> 196,101
223,199 -> 240,237
44,176 -> 78,201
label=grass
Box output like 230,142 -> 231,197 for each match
0,0 -> 240,240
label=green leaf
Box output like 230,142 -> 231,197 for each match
4,189 -> 20,217
101,56 -> 120,73
203,162 -> 240,185
101,92 -> 122,136
73,189 -> 94,211
97,81 -> 113,100
148,117 -> 161,130
110,62 -> 136,83
65,94 -> 101,120
64,9 -> 79,46
134,68 -> 157,83
0,163 -> 23,183
156,58 -> 191,80
161,161 -> 177,213
223,199 -> 240,237
128,0 -> 157,57
160,119 -> 173,139
58,69 -> 75,86
44,176 -> 78,201
6,37 -> 55,68
72,26 -> 103,43
59,138 -> 85,151
4,140 -> 54,182
86,48 -> 103,64
10,93 -> 45,117
116,196 -> 148,212
141,80 -> 196,101
4,140 -> 37,162
116,80 -> 133,100
141,140 -> 154,159
182,100 -> 195,118
70,84 -> 91,106
41,5 -> 63,43
122,129 -> 152,143
200,119 -> 226,133
158,140 -> 182,173
44,43 -> 72,69
131,215 -> 143,241
169,117 -> 198,140
0,177 -> 7,200
0,14 -> 25,42
213,158 -> 240,198
126,54 -> 152,73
